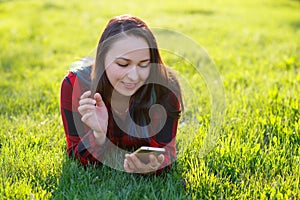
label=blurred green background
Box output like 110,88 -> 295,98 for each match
0,0 -> 299,199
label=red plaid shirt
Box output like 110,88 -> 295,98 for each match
60,65 -> 180,174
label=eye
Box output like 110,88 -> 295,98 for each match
117,63 -> 129,67
139,62 -> 150,68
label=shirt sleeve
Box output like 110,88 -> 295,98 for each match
60,72 -> 107,165
149,91 -> 181,174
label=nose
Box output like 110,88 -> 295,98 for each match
127,66 -> 139,81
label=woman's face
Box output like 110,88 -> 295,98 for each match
104,35 -> 151,97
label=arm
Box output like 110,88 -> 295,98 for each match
150,90 -> 180,174
60,72 -> 108,165
149,116 -> 178,174
124,92 -> 180,174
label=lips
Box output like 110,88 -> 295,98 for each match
122,82 -> 138,89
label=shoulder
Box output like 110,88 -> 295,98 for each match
160,89 -> 181,110
157,68 -> 182,118
70,58 -> 93,85
60,60 -> 93,109
166,68 -> 181,92
62,71 -> 76,87
62,59 -> 93,87
161,68 -> 181,106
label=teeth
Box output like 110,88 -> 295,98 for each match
122,82 -> 136,88
124,82 -> 134,85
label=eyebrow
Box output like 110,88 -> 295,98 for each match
115,57 -> 150,62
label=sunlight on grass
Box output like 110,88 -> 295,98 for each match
0,0 -> 299,199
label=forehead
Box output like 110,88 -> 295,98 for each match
107,35 -> 150,57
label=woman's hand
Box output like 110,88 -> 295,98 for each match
78,91 -> 108,143
124,153 -> 164,174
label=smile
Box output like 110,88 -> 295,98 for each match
121,82 -> 138,89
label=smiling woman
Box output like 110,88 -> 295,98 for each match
104,36 -> 151,97
60,14 -> 183,175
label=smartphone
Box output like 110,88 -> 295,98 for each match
132,146 -> 165,164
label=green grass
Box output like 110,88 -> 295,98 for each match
1,0 -> 299,199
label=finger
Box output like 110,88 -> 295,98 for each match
78,104 -> 96,115
124,159 -> 133,173
129,154 -> 144,170
125,154 -> 136,170
81,112 -> 93,123
78,104 -> 96,112
80,90 -> 91,100
148,154 -> 160,171
157,154 -> 165,164
149,154 -> 158,164
79,98 -> 96,106
94,93 -> 104,107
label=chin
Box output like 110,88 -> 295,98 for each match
122,91 -> 136,97
116,89 -> 136,97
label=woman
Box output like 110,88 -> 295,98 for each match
60,14 -> 183,174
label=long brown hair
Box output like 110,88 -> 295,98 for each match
91,15 -> 182,127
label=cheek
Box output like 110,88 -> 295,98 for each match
139,68 -> 151,81
105,65 -> 121,84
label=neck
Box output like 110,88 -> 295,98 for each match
110,91 -> 131,114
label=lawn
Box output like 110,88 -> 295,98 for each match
0,0 -> 299,199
